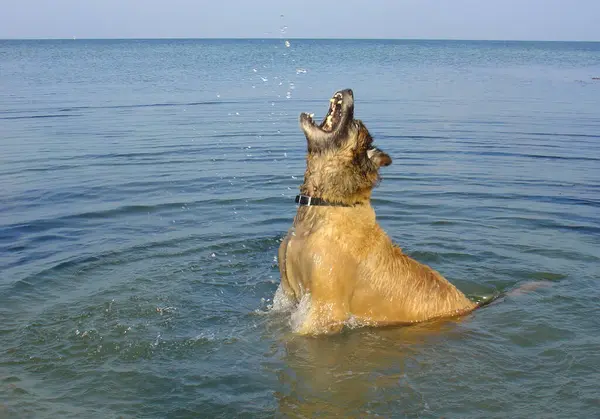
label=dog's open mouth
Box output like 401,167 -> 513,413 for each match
309,91 -> 343,132
300,89 -> 354,142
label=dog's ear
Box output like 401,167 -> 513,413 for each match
367,147 -> 392,167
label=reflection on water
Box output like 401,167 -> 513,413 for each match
274,321 -> 467,417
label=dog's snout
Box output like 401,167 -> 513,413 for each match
334,89 -> 353,99
336,89 -> 353,99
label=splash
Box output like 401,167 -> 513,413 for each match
271,284 -> 295,312
289,293 -> 312,333
268,285 -> 377,333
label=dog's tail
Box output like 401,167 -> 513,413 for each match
470,292 -> 504,309
472,280 -> 553,310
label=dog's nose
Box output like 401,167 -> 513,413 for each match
344,89 -> 353,98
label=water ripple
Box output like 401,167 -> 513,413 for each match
1,38 -> 599,418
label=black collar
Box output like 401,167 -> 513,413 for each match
295,194 -> 353,207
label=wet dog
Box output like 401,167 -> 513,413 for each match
276,89 -> 484,335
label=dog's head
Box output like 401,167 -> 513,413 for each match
299,89 -> 391,205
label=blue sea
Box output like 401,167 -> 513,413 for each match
1,39 -> 599,418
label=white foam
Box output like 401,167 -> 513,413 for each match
271,284 -> 296,312
269,287 -> 372,334
290,293 -> 311,333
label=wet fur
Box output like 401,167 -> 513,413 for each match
278,90 -> 478,335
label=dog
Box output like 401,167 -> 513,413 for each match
276,89 -> 486,335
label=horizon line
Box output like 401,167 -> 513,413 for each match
1,36 -> 599,43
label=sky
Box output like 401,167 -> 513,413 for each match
1,0 -> 599,41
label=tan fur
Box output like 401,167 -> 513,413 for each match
278,91 -> 478,335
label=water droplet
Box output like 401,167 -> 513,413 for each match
211,253 -> 216,258
285,40 -> 291,48
286,91 -> 292,99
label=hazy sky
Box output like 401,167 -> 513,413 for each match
2,0 -> 599,41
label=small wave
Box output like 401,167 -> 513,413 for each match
0,114 -> 82,120
519,246 -> 599,263
6,232 -> 282,294
3,197 -> 287,234
406,250 -> 441,263
402,148 -> 600,162
21,100 -> 252,115
430,220 -> 458,226
523,271 -> 567,281
494,215 -> 600,235
499,130 -> 600,140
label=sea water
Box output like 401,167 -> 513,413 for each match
1,39 -> 599,418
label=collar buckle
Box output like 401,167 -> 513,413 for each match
295,194 -> 312,206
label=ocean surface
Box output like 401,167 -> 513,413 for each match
1,38 -> 599,418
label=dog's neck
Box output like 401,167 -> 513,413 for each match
298,183 -> 372,207
292,194 -> 377,229
299,153 -> 377,206
295,194 -> 355,207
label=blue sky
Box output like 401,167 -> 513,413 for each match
2,0 -> 599,41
